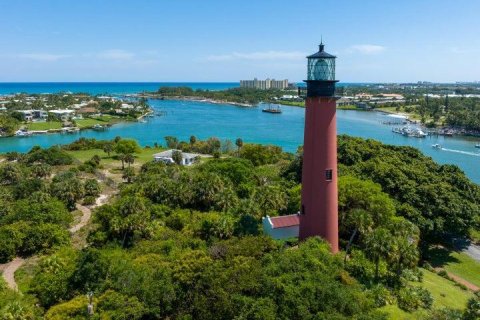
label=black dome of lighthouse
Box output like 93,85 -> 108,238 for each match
307,43 -> 336,59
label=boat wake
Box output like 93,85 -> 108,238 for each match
440,148 -> 480,157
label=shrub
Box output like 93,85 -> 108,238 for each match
83,196 -> 96,206
368,284 -> 395,307
397,286 -> 433,312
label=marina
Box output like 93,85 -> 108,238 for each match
392,126 -> 428,138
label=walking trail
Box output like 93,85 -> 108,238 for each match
69,194 -> 108,233
0,193 -> 109,292
434,267 -> 480,292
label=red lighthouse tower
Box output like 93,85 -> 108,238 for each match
299,42 -> 339,253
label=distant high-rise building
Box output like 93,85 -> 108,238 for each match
240,78 -> 289,90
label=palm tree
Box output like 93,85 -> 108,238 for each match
122,167 -> 135,183
124,154 -> 135,168
235,138 -> 243,155
365,228 -> 392,281
31,163 -> 52,179
103,142 -> 113,157
118,154 -> 126,170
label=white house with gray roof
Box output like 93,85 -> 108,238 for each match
153,149 -> 200,166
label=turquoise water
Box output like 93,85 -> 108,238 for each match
0,82 -> 367,95
0,82 -> 238,95
1,99 -> 479,183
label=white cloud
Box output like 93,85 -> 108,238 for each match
207,50 -> 305,61
349,44 -> 386,55
97,49 -> 135,60
18,53 -> 71,61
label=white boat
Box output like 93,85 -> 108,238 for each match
432,144 -> 442,149
15,129 -> 31,137
475,144 -> 480,149
392,126 -> 427,138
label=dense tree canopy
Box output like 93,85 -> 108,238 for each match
1,135 -> 479,318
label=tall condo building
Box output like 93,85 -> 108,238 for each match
240,78 -> 289,90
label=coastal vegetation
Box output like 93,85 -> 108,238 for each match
0,135 -> 479,319
155,86 -> 286,105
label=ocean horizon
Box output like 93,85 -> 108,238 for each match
0,81 -> 376,95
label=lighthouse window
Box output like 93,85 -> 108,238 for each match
325,169 -> 333,181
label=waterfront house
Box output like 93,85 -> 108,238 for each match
121,103 -> 134,110
153,149 -> 200,166
262,214 -> 300,239
77,107 -> 98,115
49,109 -> 75,121
15,109 -> 48,121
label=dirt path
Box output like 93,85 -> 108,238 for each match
69,194 -> 108,234
0,257 -> 25,291
434,268 -> 480,291
1,194 -> 109,291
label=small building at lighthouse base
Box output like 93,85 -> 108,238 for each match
262,214 -> 300,239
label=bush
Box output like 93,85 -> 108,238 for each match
25,146 -> 73,166
397,286 -> 433,312
84,179 -> 101,197
368,284 -> 395,307
426,308 -> 463,320
19,223 -> 70,256
437,269 -> 451,280
83,196 -> 96,206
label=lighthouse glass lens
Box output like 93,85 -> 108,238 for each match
308,58 -> 335,81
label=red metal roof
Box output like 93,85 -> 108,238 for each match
270,214 -> 300,229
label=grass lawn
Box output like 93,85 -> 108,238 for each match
337,105 -> 359,110
426,246 -> 480,288
15,256 -> 40,293
26,121 -> 62,131
380,305 -> 427,320
75,116 -> 117,128
66,147 -> 165,169
276,100 -> 305,107
381,268 -> 473,319
417,269 -> 473,309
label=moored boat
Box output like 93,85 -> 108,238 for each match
262,104 -> 282,114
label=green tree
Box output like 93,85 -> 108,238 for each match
84,179 -> 101,197
190,135 -> 197,145
364,228 -> 392,280
171,150 -> 183,165
236,138 -> 243,154
122,167 -> 135,183
31,163 -> 52,179
164,136 -> 178,149
50,174 -> 85,210
0,163 -> 23,185
103,141 -> 114,156
124,153 -> 135,168
114,139 -> 140,170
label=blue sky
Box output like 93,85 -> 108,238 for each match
0,0 -> 479,82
